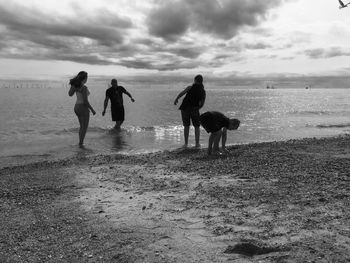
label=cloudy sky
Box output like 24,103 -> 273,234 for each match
0,0 -> 349,78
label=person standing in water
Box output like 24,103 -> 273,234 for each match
174,75 -> 206,148
68,71 -> 96,148
102,79 -> 135,130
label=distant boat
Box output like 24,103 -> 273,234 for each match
339,0 -> 350,9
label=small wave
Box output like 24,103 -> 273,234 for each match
40,127 -> 110,135
290,110 -> 334,116
130,125 -> 182,132
316,123 -> 350,129
88,127 -> 109,133
133,126 -> 156,132
39,125 -> 182,136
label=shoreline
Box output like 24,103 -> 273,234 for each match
1,134 -> 347,170
1,135 -> 350,262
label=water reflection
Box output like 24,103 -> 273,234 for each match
96,125 -> 185,154
108,129 -> 129,151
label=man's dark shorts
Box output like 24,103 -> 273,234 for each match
199,113 -> 221,133
111,106 -> 125,122
181,108 -> 200,127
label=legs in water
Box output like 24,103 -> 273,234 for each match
183,125 -> 200,148
82,110 -> 90,146
75,105 -> 90,147
77,115 -> 84,147
112,106 -> 125,131
114,120 -> 123,131
114,121 -> 121,130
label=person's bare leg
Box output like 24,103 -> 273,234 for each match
114,121 -> 121,130
194,126 -> 200,147
80,110 -> 90,147
208,133 -> 215,155
213,130 -> 222,154
77,115 -> 84,147
184,126 -> 189,147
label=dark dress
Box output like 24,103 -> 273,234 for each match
106,86 -> 127,121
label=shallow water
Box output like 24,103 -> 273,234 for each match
1,79 -> 350,167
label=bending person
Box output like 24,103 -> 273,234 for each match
199,111 -> 240,155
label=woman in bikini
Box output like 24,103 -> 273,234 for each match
68,71 -> 96,147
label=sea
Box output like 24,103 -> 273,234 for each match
1,77 -> 350,167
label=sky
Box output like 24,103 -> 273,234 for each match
0,0 -> 350,79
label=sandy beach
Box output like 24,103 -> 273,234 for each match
0,136 -> 350,262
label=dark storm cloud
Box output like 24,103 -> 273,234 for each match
0,2 -> 140,66
119,58 -> 198,71
119,59 -> 154,69
326,47 -> 350,58
0,41 -> 116,66
0,4 -> 132,47
163,47 -> 202,59
147,0 -> 286,40
189,0 -> 284,39
304,47 -> 350,59
134,38 -> 157,47
54,54 -> 115,65
136,36 -> 204,58
0,1 -> 286,71
304,49 -> 325,59
147,1 -> 191,40
214,54 -> 232,60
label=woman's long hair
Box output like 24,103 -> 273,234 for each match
69,71 -> 88,88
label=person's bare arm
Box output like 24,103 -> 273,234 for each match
68,85 -> 76,96
124,90 -> 135,102
102,96 -> 108,116
174,86 -> 191,105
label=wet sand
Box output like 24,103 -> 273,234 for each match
0,136 -> 350,262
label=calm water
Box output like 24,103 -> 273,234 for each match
1,79 -> 350,166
